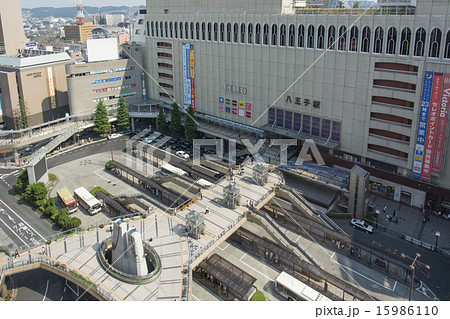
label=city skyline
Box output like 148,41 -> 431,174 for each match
21,0 -> 146,9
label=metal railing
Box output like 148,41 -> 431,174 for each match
0,256 -> 116,301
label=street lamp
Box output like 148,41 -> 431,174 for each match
401,252 -> 430,301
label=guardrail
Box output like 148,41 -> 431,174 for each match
0,256 -> 116,300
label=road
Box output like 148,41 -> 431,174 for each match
335,219 -> 449,301
0,137 -> 128,252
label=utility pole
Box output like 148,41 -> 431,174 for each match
401,252 -> 430,301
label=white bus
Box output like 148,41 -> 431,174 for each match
73,187 -> 102,215
56,188 -> 78,214
275,271 -> 331,301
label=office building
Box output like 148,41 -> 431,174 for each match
0,0 -> 26,56
133,0 -> 450,211
64,22 -> 99,42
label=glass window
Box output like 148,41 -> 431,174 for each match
317,25 -> 325,49
414,27 -> 426,57
268,108 -> 275,125
429,28 -> 442,58
312,117 -> 320,136
338,25 -> 347,51
361,26 -> 370,52
349,26 -> 358,52
400,27 -> 411,56
293,113 -> 302,131
328,25 -> 336,49
298,25 -> 305,48
307,25 -> 315,48
276,109 -> 284,127
285,111 -> 292,130
302,115 -> 311,134
321,119 -> 331,139
332,121 -> 341,142
374,26 -> 384,53
289,24 -> 295,47
386,27 -> 397,55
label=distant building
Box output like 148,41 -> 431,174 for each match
101,14 -> 125,26
66,43 -> 143,115
64,22 -> 99,42
0,0 -> 26,56
0,52 -> 71,129
92,27 -> 130,45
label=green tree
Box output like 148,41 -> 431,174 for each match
338,1 -> 345,8
93,100 -> 110,135
57,209 -> 69,229
44,205 -> 58,218
116,97 -> 130,131
352,1 -> 360,8
13,99 -> 30,130
66,217 -> 82,230
169,103 -> 182,136
157,105 -> 168,132
25,183 -> 48,205
184,106 -> 197,141
15,170 -> 29,194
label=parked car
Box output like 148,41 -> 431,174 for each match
108,133 -> 122,139
350,218 -> 373,233
175,150 -> 190,159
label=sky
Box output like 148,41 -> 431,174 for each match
21,0 -> 146,9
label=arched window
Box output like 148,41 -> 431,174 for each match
160,22 -> 164,37
196,22 -> 200,40
414,27 -> 426,57
272,24 -> 278,45
164,22 -> 168,38
185,22 -> 189,39
179,22 -> 183,39
169,22 -> 173,38
207,22 -> 211,41
386,27 -> 397,55
248,23 -> 253,44
328,25 -> 336,49
201,22 -> 205,40
220,23 -> 225,42
233,23 -> 238,42
317,25 -> 325,49
147,22 -> 151,37
298,25 -> 305,48
307,25 -> 315,48
373,26 -> 384,53
227,23 -> 231,42
214,23 -> 218,41
445,30 -> 450,59
288,24 -> 295,47
255,24 -> 261,44
190,22 -> 194,39
429,28 -> 442,58
361,26 -> 370,52
155,21 -> 159,37
241,23 -> 246,43
338,25 -> 347,51
263,24 -> 269,45
174,22 -> 178,38
151,21 -> 154,37
399,27 -> 411,56
280,24 -> 286,46
349,26 -> 358,52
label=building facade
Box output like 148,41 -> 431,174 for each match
0,53 -> 71,129
0,0 -> 26,56
64,22 -> 99,42
66,44 -> 144,115
137,0 -> 450,210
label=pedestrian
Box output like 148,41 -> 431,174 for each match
393,209 -> 396,217
383,205 -> 387,213
251,157 -> 254,165
42,247 -> 46,256
200,192 -> 202,200
14,249 -> 20,257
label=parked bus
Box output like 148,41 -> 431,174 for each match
56,188 -> 78,214
275,271 -> 331,301
73,187 -> 102,215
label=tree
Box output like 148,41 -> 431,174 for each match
66,217 -> 82,230
15,170 -> 29,194
93,100 -> 110,135
169,103 -> 182,136
352,1 -> 360,8
184,106 -> 197,141
116,97 -> 130,131
57,209 -> 69,230
25,183 -> 48,204
338,1 -> 345,8
13,99 -> 30,130
157,105 -> 168,132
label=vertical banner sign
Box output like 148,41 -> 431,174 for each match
432,73 -> 450,174
182,44 -> 188,109
412,71 -> 434,180
185,44 -> 191,109
190,44 -> 195,110
47,67 -> 56,109
421,73 -> 443,182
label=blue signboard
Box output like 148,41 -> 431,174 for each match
185,44 -> 191,108
412,71 -> 434,179
182,44 -> 188,108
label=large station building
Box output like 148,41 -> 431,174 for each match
133,0 -> 450,210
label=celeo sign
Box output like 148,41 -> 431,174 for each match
224,84 -> 247,95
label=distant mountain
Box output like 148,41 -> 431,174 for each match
23,6 -> 145,19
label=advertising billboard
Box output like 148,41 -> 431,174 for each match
412,71 -> 434,180
182,44 -> 195,110
421,73 -> 443,182
432,73 -> 450,175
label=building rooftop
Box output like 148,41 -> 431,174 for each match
0,52 -> 71,68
